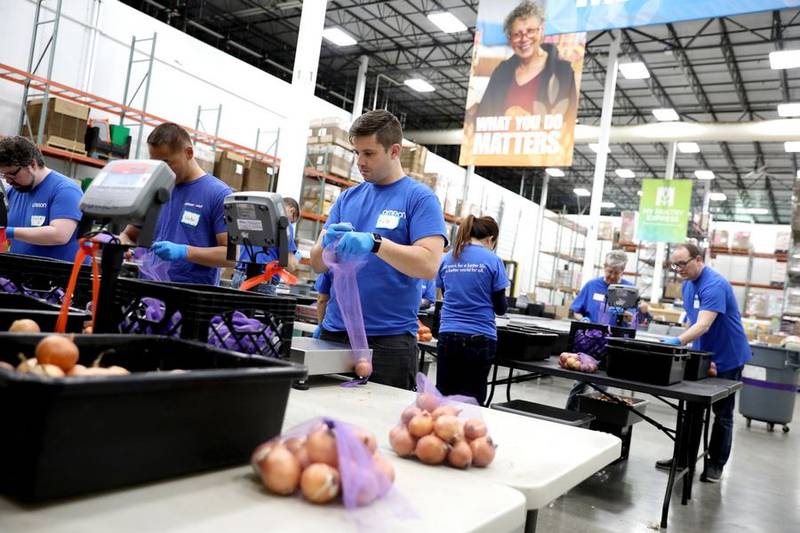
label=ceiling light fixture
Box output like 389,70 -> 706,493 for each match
708,192 -> 727,201
769,49 -> 800,70
785,141 -> 800,152
322,27 -> 357,47
618,61 -> 650,79
601,201 -> 616,208
427,12 -> 467,33
694,170 -> 715,180
574,188 -> 591,197
741,207 -> 769,215
404,78 -> 436,92
778,103 -> 800,117
588,143 -> 610,153
652,108 -> 680,121
677,142 -> 700,153
545,168 -> 565,177
615,168 -> 635,178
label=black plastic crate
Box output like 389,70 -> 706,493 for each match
684,350 -> 712,381
606,345 -> 688,385
0,308 -> 89,333
107,278 -> 296,357
0,252 -> 95,309
492,399 -> 595,428
496,326 -> 559,361
568,320 -> 636,362
0,333 -> 307,502
577,393 -> 648,426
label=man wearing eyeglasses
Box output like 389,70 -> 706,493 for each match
655,243 -> 751,483
0,136 -> 82,261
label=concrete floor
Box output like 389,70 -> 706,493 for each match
429,365 -> 800,533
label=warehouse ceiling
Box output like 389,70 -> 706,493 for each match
124,1 -> 800,224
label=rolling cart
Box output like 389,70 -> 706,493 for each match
739,345 -> 800,433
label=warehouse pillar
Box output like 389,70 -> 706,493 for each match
276,0 -> 328,202
531,173 -> 550,297
580,31 -> 619,287
352,55 -> 369,119
650,141 -> 677,303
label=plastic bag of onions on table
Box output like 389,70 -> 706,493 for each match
252,417 -> 395,508
558,351 -> 599,373
389,372 -> 496,469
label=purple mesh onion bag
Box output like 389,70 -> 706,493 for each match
322,238 -> 371,385
119,296 -> 182,336
573,327 -> 608,358
139,250 -> 172,282
208,310 -> 276,356
0,277 -> 19,294
404,372 -> 485,427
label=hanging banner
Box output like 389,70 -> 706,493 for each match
544,0 -> 800,36
637,179 -> 693,243
459,0 -> 586,168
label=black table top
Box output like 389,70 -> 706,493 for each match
508,357 -> 742,405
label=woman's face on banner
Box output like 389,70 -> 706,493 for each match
509,16 -> 544,60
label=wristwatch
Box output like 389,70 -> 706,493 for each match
371,232 -> 383,253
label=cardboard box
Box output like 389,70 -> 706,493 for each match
308,125 -> 352,150
619,211 -> 636,243
25,97 -> 90,144
243,159 -> 272,192
598,220 -> 614,241
214,150 -> 246,191
307,143 -> 354,179
732,231 -> 751,250
650,306 -> 684,323
664,280 -> 683,300
710,230 -> 729,248
775,230 -> 791,253
400,144 -> 428,175
408,172 -> 438,191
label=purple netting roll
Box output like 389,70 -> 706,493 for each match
208,310 -> 276,356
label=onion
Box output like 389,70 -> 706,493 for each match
16,358 -> 38,373
433,414 -> 464,443
260,444 -> 301,495
8,319 -> 40,333
0,361 -> 14,372
559,352 -> 569,365
400,405 -> 422,426
463,419 -> 488,441
431,404 -> 461,419
105,365 -> 131,375
284,437 -> 311,470
447,439 -> 473,469
415,434 -> 448,465
469,436 -> 496,467
408,412 -> 434,438
251,439 -> 279,477
416,392 -> 440,412
30,364 -> 65,378
35,335 -> 79,372
300,463 -> 340,504
67,364 -> 89,376
306,428 -> 339,467
354,428 -> 378,454
389,425 -> 417,457
373,452 -> 396,482
354,358 -> 372,378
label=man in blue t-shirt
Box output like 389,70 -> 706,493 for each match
566,249 -> 635,411
656,243 -> 752,483
419,278 -> 436,310
0,136 -> 83,262
310,110 -> 447,389
120,123 -> 232,285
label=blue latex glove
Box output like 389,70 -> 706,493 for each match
294,250 -> 303,261
322,222 -> 354,247
580,316 -> 591,323
312,325 -> 322,339
661,337 -> 682,346
151,241 -> 189,261
336,231 -> 374,258
607,306 -> 624,316
2,227 -> 15,240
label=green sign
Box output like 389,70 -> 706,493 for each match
637,179 -> 693,243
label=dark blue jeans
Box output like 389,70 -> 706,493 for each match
709,365 -> 743,469
436,332 -> 497,405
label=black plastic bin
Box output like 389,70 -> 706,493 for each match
496,325 -> 559,361
577,393 -> 648,426
605,338 -> 688,385
492,399 -> 595,428
0,308 -> 89,333
684,350 -> 712,381
0,333 -> 307,502
108,278 -> 296,357
0,252 -> 95,309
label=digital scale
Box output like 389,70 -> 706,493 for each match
605,284 -> 640,327
79,159 -> 176,332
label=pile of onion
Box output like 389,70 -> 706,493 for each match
251,423 -> 394,505
389,396 -> 496,469
9,335 -> 131,377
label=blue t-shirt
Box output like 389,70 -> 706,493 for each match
570,276 -> 635,324
436,244 -> 509,339
315,271 -> 332,295
144,174 -> 231,285
682,267 -> 752,372
322,176 -> 447,336
6,170 -> 82,261
419,278 -> 436,303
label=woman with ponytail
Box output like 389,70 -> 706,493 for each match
435,215 -> 509,404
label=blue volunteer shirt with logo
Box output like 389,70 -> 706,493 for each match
322,176 -> 447,337
315,271 -> 332,296
682,266 -> 752,372
144,174 -> 231,285
436,244 -> 509,340
6,170 -> 82,261
419,278 -> 436,303
570,276 -> 635,324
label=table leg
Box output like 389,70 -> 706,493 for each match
661,400 -> 685,529
702,406 -> 711,474
506,367 -> 514,402
525,509 -> 538,533
682,404 -> 706,502
485,363 -> 500,405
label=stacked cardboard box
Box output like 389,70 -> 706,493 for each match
409,172 -> 438,191
25,97 -> 90,153
308,118 -> 352,150
194,145 -> 216,175
400,144 -> 428,175
301,176 -> 342,216
243,159 -> 273,191
214,150 -> 246,191
307,143 -> 354,179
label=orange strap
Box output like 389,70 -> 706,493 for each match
56,238 -> 101,333
239,260 -> 298,292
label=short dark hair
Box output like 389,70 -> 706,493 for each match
349,110 -> 403,150
147,122 -> 192,152
675,243 -> 703,259
283,197 -> 299,218
0,136 -> 45,167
